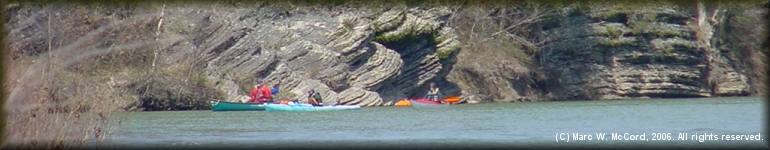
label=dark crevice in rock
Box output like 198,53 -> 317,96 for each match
250,47 -> 262,56
372,24 -> 450,97
379,33 -> 432,53
237,10 -> 258,21
256,56 -> 280,80
209,31 -> 247,56
654,13 -> 689,25
347,44 -> 377,71
620,55 -> 653,64
605,13 -> 629,26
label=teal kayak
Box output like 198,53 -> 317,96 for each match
264,103 -> 361,112
210,100 -> 266,111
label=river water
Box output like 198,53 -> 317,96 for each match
97,97 -> 767,149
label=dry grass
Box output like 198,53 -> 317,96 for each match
3,2 -> 178,148
4,51 -> 129,149
4,96 -> 122,149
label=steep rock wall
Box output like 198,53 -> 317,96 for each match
5,2 -> 765,111
539,6 -> 755,100
159,3 -> 462,106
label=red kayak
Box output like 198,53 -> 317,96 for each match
409,98 -> 449,107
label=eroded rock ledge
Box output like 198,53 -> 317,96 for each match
160,4 -> 462,107
540,7 -> 753,100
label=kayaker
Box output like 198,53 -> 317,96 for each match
270,85 -> 280,95
307,89 -> 323,106
425,82 -> 442,102
248,80 -> 273,103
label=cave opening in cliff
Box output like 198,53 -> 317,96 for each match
374,32 -> 437,53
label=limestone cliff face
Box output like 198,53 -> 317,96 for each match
539,6 -> 758,100
6,2 -> 766,111
159,3 -> 462,106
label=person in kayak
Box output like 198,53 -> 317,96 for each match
270,85 -> 280,95
307,89 -> 323,106
425,82 -> 442,102
248,80 -> 272,103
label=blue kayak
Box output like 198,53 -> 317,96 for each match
264,103 -> 361,112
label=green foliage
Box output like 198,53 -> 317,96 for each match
653,53 -> 672,62
652,30 -> 679,38
645,12 -> 658,22
331,19 -> 356,36
712,0 -> 769,9
436,50 -> 451,59
600,7 -> 632,20
603,25 -> 623,37
662,46 -> 674,54
333,28 -> 348,36
540,0 -> 568,9
628,15 -> 684,38
732,12 -> 753,23
374,30 -> 421,49
432,32 -> 444,44
601,39 -> 626,47
343,20 -> 355,31
436,43 -> 461,59
197,76 -> 209,87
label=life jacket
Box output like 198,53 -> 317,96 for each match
270,86 -> 280,95
248,86 -> 260,102
427,87 -> 440,95
311,92 -> 322,102
259,86 -> 272,99
308,92 -> 322,105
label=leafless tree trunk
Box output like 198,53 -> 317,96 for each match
144,3 -> 166,98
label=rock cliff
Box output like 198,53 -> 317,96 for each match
538,3 -> 763,101
154,2 -> 462,107
4,1 -> 766,111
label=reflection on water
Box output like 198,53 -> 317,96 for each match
98,97 -> 766,148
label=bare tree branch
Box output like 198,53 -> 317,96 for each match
7,11 -> 171,111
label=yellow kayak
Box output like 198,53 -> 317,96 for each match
395,99 -> 411,107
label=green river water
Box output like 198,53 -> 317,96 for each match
98,97 -> 767,149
